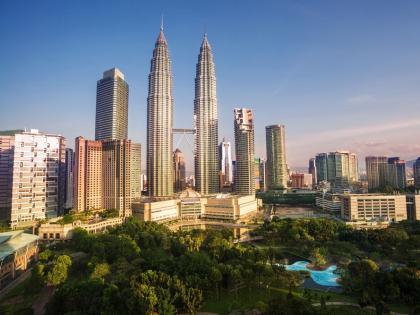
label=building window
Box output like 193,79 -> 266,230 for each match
55,233 -> 60,239
43,233 -> 47,239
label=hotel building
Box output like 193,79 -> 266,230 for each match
74,137 -> 131,216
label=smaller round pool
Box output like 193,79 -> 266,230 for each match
284,261 -> 341,287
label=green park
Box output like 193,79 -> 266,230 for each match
0,216 -> 419,315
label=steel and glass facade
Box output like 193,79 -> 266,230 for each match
95,68 -> 129,141
147,28 -> 174,197
194,34 -> 219,195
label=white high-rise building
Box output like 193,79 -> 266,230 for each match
0,129 -> 66,227
194,34 -> 219,195
219,139 -> 233,186
146,25 -> 174,197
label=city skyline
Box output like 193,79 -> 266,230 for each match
2,1 -> 420,170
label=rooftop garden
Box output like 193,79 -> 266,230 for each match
54,208 -> 119,225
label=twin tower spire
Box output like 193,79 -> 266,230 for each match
147,26 -> 218,197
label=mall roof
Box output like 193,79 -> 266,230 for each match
0,230 -> 39,261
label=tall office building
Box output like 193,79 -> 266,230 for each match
173,148 -> 186,192
234,108 -> 255,195
74,137 -> 131,216
365,156 -> 389,191
0,129 -> 65,227
147,26 -> 174,197
315,153 -> 328,183
366,156 -> 406,191
131,143 -> 141,200
95,68 -> 129,141
219,139 -> 233,187
194,34 -> 219,195
315,151 -> 358,191
413,158 -> 420,189
308,158 -> 317,186
265,125 -> 288,190
387,157 -> 406,190
64,148 -> 74,209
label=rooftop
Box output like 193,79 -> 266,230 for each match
179,188 -> 201,199
0,230 -> 39,261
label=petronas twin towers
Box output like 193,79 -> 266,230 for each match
147,26 -> 218,197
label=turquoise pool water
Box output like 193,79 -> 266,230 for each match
284,261 -> 341,287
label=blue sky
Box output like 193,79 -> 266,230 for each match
1,0 -> 420,171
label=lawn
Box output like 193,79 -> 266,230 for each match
202,285 -> 292,314
202,283 -> 413,315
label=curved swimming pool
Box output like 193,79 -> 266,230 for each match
284,261 -> 341,287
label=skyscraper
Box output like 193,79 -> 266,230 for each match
219,138 -> 233,187
0,129 -> 66,227
308,158 -> 317,186
64,148 -> 74,209
315,153 -> 328,183
327,151 -> 358,191
366,156 -> 388,191
95,68 -> 129,141
194,34 -> 219,195
366,156 -> 406,191
388,157 -> 406,190
173,148 -> 186,192
147,26 -> 174,197
131,143 -> 141,200
265,125 -> 288,190
315,151 -> 358,192
234,108 -> 255,195
413,158 -> 420,189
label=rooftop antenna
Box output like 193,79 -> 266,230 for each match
160,14 -> 164,31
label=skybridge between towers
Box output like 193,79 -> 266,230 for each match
173,128 -> 196,154
172,128 -> 195,134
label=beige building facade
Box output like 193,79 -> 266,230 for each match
341,194 -> 407,223
74,137 -> 131,216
